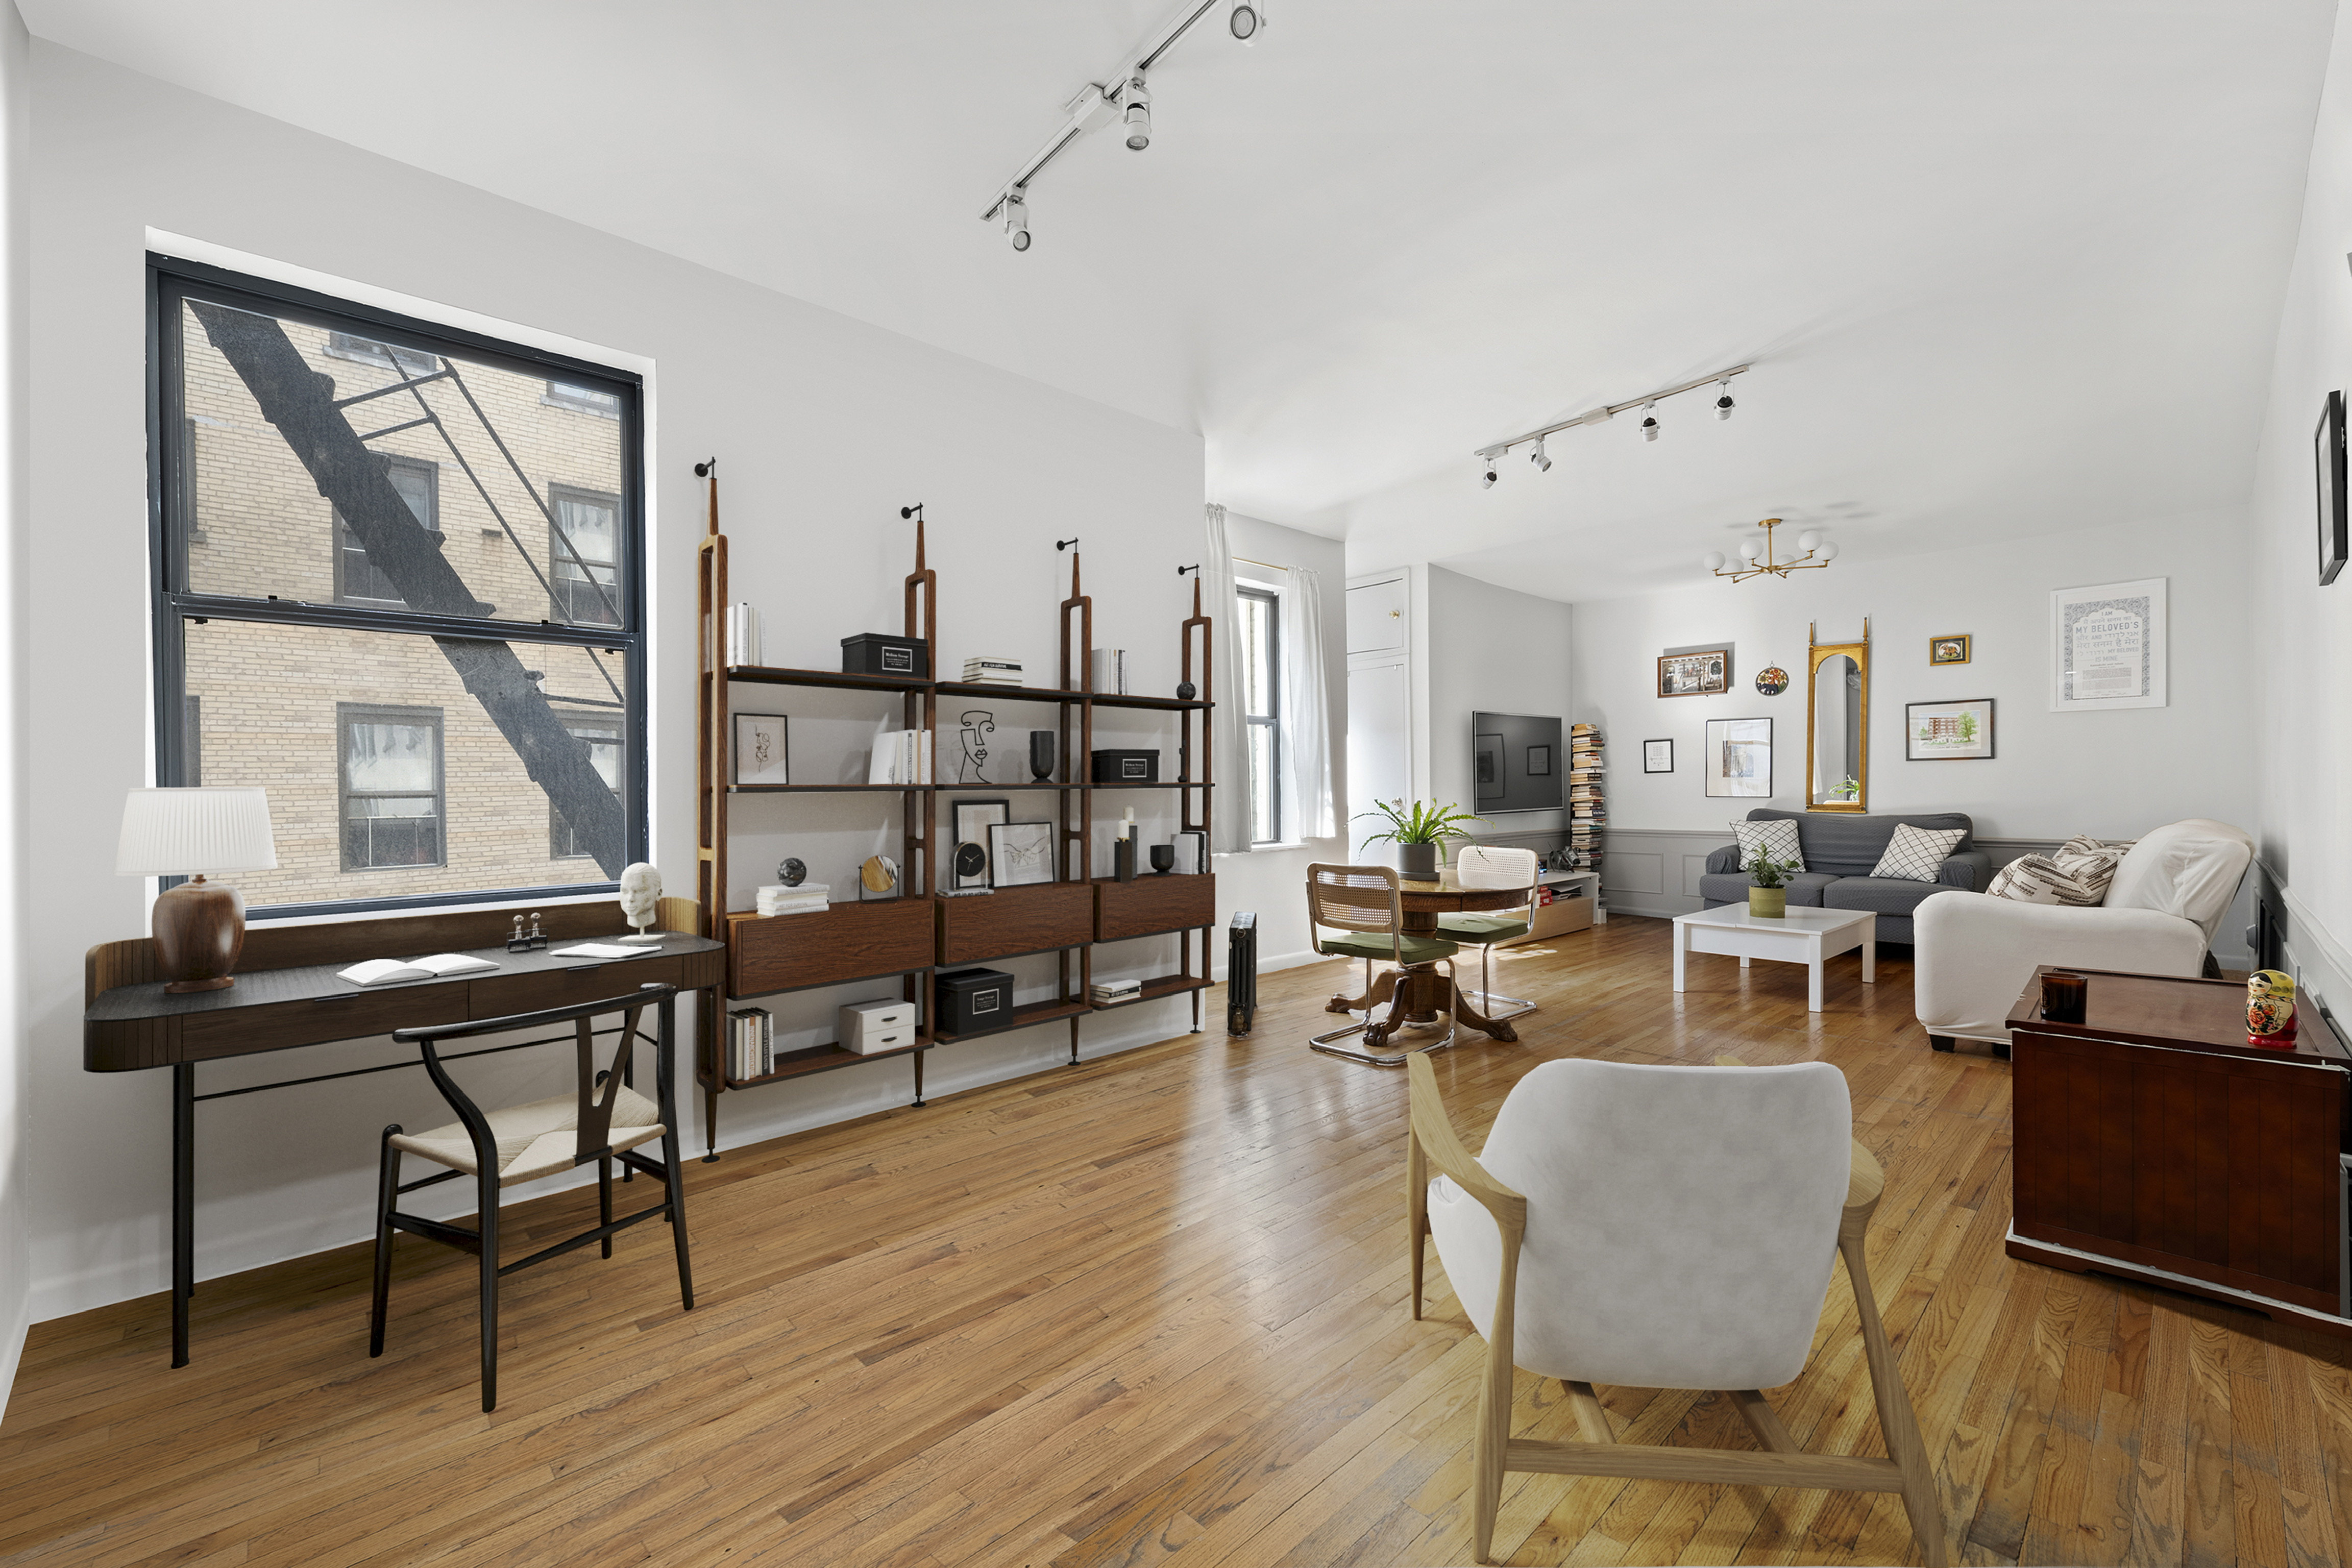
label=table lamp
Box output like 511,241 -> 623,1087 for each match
116,787 -> 278,993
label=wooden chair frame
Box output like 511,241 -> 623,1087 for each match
1404,1052 -> 1943,1567
1306,863 -> 1459,1062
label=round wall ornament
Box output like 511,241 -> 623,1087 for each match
1755,666 -> 1790,696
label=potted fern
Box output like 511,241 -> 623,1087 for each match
1747,846 -> 1799,918
1355,799 -> 1481,878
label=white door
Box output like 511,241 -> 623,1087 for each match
1349,657 -> 1408,850
1346,576 -> 1408,654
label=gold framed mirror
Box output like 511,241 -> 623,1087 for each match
1805,619 -> 1869,813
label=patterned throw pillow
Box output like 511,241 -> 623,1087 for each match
2049,834 -> 2133,903
1871,822 -> 1965,883
1988,852 -> 2104,905
1732,818 -> 1804,874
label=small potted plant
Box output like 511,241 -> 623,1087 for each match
1747,847 -> 1798,918
1354,799 -> 1481,878
1830,776 -> 1860,802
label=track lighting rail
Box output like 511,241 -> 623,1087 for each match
1475,363 -> 1752,461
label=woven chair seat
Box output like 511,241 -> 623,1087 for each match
391,1085 -> 667,1188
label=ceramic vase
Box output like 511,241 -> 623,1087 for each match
1748,885 -> 1787,919
1028,731 -> 1056,783
1399,842 -> 1437,878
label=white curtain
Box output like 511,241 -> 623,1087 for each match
1283,565 -> 1335,840
1205,504 -> 1254,855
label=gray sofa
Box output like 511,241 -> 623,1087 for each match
1700,808 -> 1991,944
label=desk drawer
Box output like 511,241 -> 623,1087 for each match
178,987 -> 471,1061
471,957 -> 683,1022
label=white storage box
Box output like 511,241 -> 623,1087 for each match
840,998 -> 917,1055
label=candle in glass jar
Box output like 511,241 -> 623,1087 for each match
2041,970 -> 2088,1025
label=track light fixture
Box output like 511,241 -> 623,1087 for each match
1121,76 -> 1153,151
1002,192 -> 1031,252
1474,364 -> 1749,480
1480,457 -> 1498,489
1230,0 -> 1264,41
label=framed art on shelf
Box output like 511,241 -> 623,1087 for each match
732,714 -> 790,786
989,821 -> 1055,887
1704,718 -> 1772,798
2051,577 -> 2167,712
950,798 -> 1009,889
1658,649 -> 1731,698
2318,389 -> 2346,586
1906,698 -> 1995,761
1643,739 -> 1673,773
1929,634 -> 1971,665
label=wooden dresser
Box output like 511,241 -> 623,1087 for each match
2006,966 -> 2351,1335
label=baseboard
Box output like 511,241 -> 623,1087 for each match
1211,947 -> 1321,983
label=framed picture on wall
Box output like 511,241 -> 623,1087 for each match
1928,634 -> 1972,665
1704,718 -> 1772,798
2051,577 -> 2166,712
2318,389 -> 2346,585
989,821 -> 1055,887
732,714 -> 790,786
1658,648 -> 1731,698
1906,699 -> 1995,761
1643,739 -> 1673,773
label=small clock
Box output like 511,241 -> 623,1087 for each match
953,840 -> 988,885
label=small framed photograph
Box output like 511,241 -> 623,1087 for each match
1906,699 -> 1995,761
1704,718 -> 1772,798
989,820 -> 1055,887
1928,634 -> 1972,666
1525,744 -> 1552,776
1658,648 -> 1730,698
1643,739 -> 1673,773
950,798 -> 1009,889
732,714 -> 790,786
2319,390 -> 2346,585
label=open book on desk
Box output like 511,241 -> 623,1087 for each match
337,953 -> 501,988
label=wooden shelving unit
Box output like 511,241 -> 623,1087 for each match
692,468 -> 1215,1156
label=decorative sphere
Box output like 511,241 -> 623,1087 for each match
1737,538 -> 1761,561
1701,551 -> 1725,572
1176,681 -> 1197,700
777,856 -> 806,887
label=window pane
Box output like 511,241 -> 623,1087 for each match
550,487 -> 621,626
183,617 -> 634,909
1248,722 -> 1278,843
177,296 -> 629,628
1237,593 -> 1272,719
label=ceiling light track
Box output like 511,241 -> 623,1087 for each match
978,0 -> 1264,250
1473,363 -> 1751,482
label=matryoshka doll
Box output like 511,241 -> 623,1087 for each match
2246,968 -> 2298,1048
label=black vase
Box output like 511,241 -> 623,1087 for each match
1149,844 -> 1175,875
1029,730 -> 1057,782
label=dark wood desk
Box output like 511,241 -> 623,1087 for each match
1323,870 -> 1530,1047
84,898 -> 724,1367
2005,966 -> 2352,1336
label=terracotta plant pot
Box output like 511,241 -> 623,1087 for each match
1399,842 -> 1438,878
1748,886 -> 1787,919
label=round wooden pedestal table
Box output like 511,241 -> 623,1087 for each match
1324,870 -> 1531,1048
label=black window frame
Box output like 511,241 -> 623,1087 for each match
1238,583 -> 1284,846
337,701 -> 447,872
148,254 -> 649,919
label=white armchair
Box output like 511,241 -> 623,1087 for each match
1914,818 -> 2253,1048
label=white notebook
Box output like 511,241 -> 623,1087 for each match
548,942 -> 646,960
337,953 -> 500,987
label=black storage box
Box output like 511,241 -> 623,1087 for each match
1091,748 -> 1161,784
936,966 -> 1015,1036
841,633 -> 929,679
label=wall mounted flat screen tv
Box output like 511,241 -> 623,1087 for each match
1472,712 -> 1564,814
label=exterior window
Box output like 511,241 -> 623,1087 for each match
152,256 -> 646,917
544,380 -> 621,418
335,454 -> 438,608
548,484 -> 621,626
339,703 -> 444,870
1238,585 -> 1283,845
551,715 -> 623,859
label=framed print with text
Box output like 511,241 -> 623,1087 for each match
2051,578 -> 2166,712
1643,739 -> 1673,773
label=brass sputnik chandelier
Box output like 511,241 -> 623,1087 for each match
1702,518 -> 1838,583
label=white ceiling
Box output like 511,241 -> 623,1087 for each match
23,1 -> 2337,599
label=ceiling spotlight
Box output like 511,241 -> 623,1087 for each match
1701,550 -> 1726,572
1230,0 -> 1263,41
1530,437 -> 1552,473
1714,378 -> 1735,420
1640,401 -> 1659,442
1002,193 -> 1030,252
1121,76 -> 1152,151
1480,457 -> 1498,489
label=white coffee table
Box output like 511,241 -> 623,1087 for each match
1671,904 -> 1876,1012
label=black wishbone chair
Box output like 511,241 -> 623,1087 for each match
370,982 -> 693,1411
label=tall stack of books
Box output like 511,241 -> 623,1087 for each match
727,1007 -> 774,1081
961,656 -> 1023,687
865,729 -> 934,785
1569,724 -> 1604,874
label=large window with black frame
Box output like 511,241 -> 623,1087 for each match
150,258 -> 646,916
1237,584 -> 1283,845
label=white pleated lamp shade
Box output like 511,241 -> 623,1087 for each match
116,788 -> 279,876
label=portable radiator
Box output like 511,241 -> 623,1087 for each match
1227,911 -> 1258,1036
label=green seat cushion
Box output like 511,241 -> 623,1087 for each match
1319,931 -> 1460,965
1437,914 -> 1531,944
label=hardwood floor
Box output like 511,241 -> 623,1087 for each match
6,914 -> 2349,1567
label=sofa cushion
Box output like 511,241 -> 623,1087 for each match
1699,871 -> 1836,908
1822,876 -> 1950,917
1872,823 -> 1966,882
1987,853 -> 2103,905
1732,818 -> 1805,873
1736,809 -> 1975,880
2050,835 -> 2132,900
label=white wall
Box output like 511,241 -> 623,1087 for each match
20,42 -> 1211,1331
2248,1 -> 2352,1014
1424,566 -> 1575,843
1210,511 -> 1347,974
1569,511 -> 2255,840
0,0 -> 30,1425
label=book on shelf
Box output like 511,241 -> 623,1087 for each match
336,952 -> 499,987
1089,978 -> 1143,1004
756,883 -> 830,916
727,1007 -> 774,1081
865,728 -> 935,785
1088,647 -> 1129,695
725,603 -> 761,668
962,657 -> 1023,679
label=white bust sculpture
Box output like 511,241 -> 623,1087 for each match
618,862 -> 663,941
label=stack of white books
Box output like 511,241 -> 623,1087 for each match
1089,977 -> 1142,1006
725,602 -> 761,668
756,883 -> 829,916
962,657 -> 1023,687
865,729 -> 935,785
1089,648 -> 1129,695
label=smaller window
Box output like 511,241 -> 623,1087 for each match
334,455 -> 440,609
551,714 -> 623,860
339,703 -> 445,872
548,484 -> 622,627
543,380 -> 621,418
1238,584 -> 1283,845
324,331 -> 437,378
